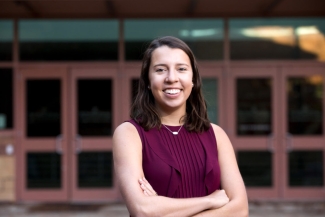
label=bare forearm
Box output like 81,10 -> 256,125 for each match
129,195 -> 212,217
191,199 -> 248,217
127,178 -> 228,217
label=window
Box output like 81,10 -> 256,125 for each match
289,151 -> 323,186
230,18 -> 325,61
238,151 -> 272,187
0,69 -> 13,129
125,19 -> 223,60
236,78 -> 272,135
202,78 -> 218,124
0,20 -> 13,61
287,76 -> 323,135
19,20 -> 119,61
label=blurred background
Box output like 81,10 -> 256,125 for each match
0,0 -> 324,209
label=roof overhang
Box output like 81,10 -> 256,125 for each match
0,0 -> 324,19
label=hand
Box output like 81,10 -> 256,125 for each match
139,177 -> 158,196
207,189 -> 230,209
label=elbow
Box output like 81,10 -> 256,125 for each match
240,208 -> 249,217
129,208 -> 147,217
238,202 -> 249,217
230,206 -> 248,217
130,204 -> 158,217
230,198 -> 249,217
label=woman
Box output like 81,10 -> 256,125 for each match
113,36 -> 248,216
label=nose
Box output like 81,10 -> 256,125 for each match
166,69 -> 178,83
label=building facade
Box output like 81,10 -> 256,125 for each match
0,0 -> 324,203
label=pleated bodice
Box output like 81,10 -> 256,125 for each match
129,119 -> 221,198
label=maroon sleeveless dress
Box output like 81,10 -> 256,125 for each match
129,119 -> 221,198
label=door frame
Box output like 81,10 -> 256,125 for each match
17,65 -> 121,202
280,66 -> 325,199
227,66 -> 281,199
18,67 -> 69,202
69,67 -> 120,202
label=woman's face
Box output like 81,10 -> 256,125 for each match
148,46 -> 193,114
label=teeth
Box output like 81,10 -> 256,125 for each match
164,89 -> 180,94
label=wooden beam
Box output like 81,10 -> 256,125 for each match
14,0 -> 40,18
187,0 -> 198,16
263,0 -> 285,16
105,0 -> 116,17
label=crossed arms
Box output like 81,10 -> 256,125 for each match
113,122 -> 248,217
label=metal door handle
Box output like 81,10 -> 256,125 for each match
285,133 -> 293,152
267,133 -> 274,153
75,134 -> 82,154
56,134 -> 63,154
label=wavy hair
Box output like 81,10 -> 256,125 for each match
130,36 -> 210,133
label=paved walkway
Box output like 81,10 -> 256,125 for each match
0,201 -> 324,217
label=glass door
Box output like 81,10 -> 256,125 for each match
69,68 -> 119,202
280,66 -> 325,199
200,66 -> 224,126
228,66 -> 280,199
19,68 -> 69,201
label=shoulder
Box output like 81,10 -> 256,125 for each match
210,123 -> 227,138
210,123 -> 232,149
113,122 -> 142,147
114,121 -> 138,136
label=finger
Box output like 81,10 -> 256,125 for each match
142,177 -> 156,192
143,177 -> 149,183
140,178 -> 158,196
140,182 -> 155,196
141,183 -> 156,196
139,179 -> 150,192
140,179 -> 157,196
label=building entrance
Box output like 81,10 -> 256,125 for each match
18,67 -> 119,202
15,64 -> 324,202
228,65 -> 325,200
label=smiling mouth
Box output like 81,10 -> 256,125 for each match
164,89 -> 181,95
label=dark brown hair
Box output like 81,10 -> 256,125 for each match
130,36 -> 210,132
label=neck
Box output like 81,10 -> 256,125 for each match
159,110 -> 186,126
155,103 -> 186,126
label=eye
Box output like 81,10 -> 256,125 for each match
155,68 -> 166,72
178,67 -> 187,71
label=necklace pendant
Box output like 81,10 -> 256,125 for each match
162,124 -> 183,135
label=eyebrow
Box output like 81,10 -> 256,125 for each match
153,63 -> 190,67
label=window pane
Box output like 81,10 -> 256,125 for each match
27,80 -> 61,137
78,152 -> 113,188
230,18 -> 325,61
125,19 -> 223,60
78,79 -> 112,136
237,78 -> 272,135
0,69 -> 13,129
27,152 -> 61,189
0,20 -> 13,61
19,20 -> 118,61
238,151 -> 272,187
202,78 -> 218,124
288,76 -> 323,135
289,151 -> 323,187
